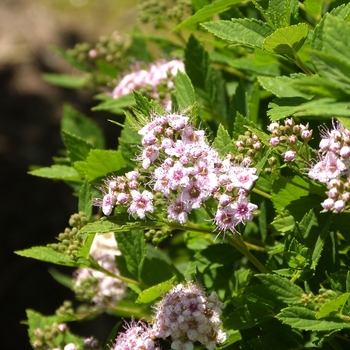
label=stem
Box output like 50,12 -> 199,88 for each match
225,234 -> 271,274
294,53 -> 313,76
252,187 -> 272,200
89,259 -> 141,286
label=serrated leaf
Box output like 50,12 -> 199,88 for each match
316,293 -> 350,319
15,246 -> 82,267
291,75 -> 350,99
175,71 -> 196,109
256,274 -> 304,304
263,23 -> 308,54
115,231 -> 146,278
173,0 -> 249,31
92,94 -> 135,115
61,105 -> 105,149
202,18 -> 274,49
270,214 -> 295,234
258,74 -> 313,99
28,165 -> 81,181
268,97 -> 350,121
86,149 -> 127,182
136,276 -> 177,304
41,73 -> 86,89
61,130 -> 93,163
271,176 -> 321,221
78,179 -> 92,219
214,124 -> 234,156
277,306 -> 350,331
311,50 -> 350,91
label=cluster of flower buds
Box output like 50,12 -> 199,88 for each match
234,130 -> 263,165
138,0 -> 191,27
32,323 -> 70,350
307,120 -> 350,212
72,232 -> 126,310
112,59 -> 185,110
67,31 -> 131,70
112,282 -> 227,350
50,212 -> 88,260
94,111 -> 259,234
268,118 -> 313,163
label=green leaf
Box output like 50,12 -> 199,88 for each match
277,306 -> 350,331
15,246 -> 83,267
86,149 -> 127,182
268,97 -> 350,121
310,50 -> 350,91
258,74 -> 313,99
48,267 -> 73,288
291,75 -> 350,99
173,0 -> 249,31
61,130 -> 93,163
28,165 -> 81,181
79,216 -> 163,234
175,71 -> 196,109
304,0 -> 323,17
213,124 -> 235,156
270,214 -> 295,234
78,179 -> 92,219
92,94 -> 135,115
271,176 -> 321,221
256,274 -> 304,304
136,276 -> 176,304
263,23 -> 308,54
202,18 -> 274,49
41,73 -> 86,89
316,15 -> 350,64
225,303 -> 273,330
61,105 -> 105,149
316,293 -> 350,319
115,231 -> 146,278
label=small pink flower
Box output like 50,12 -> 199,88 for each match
231,195 -> 258,225
128,190 -> 154,219
102,194 -> 115,216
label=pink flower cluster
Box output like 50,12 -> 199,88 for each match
112,318 -> 160,350
112,282 -> 227,350
308,120 -> 350,212
95,111 -> 259,233
152,282 -> 227,350
112,59 -> 185,109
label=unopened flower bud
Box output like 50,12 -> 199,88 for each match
340,146 -> 350,159
322,198 -> 334,211
269,137 -> 280,146
283,150 -> 296,162
301,129 -> 313,140
288,135 -> 298,145
333,199 -> 345,212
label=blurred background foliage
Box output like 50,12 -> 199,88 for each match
0,1 -> 144,348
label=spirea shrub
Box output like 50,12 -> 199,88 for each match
18,1 -> 350,349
